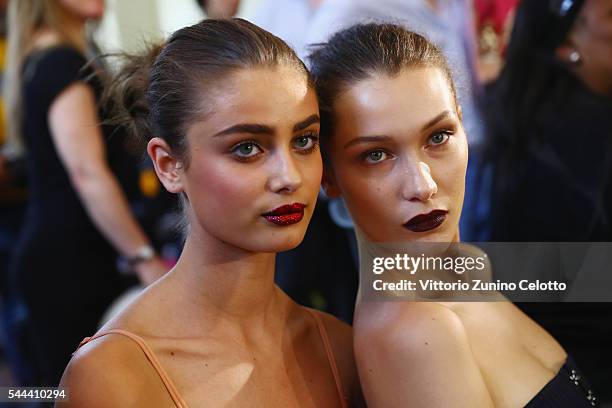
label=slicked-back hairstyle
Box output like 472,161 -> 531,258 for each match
308,23 -> 457,147
105,18 -> 310,236
106,18 -> 311,169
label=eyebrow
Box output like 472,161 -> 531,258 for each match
213,114 -> 320,138
421,110 -> 454,131
344,135 -> 393,149
343,110 -> 455,149
293,114 -> 320,132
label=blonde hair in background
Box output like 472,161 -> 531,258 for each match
3,0 -> 86,157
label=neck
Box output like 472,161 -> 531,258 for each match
576,71 -> 612,100
36,11 -> 88,53
168,226 -> 284,328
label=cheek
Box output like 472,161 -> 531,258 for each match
334,164 -> 394,220
301,156 -> 324,197
433,139 -> 468,202
186,160 -> 261,216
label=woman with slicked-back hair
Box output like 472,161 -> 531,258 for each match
5,0 -> 167,387
58,18 -> 361,408
310,23 -> 598,407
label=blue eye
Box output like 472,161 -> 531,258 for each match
363,150 -> 388,164
428,131 -> 451,146
232,142 -> 262,158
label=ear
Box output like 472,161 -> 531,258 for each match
322,164 -> 341,198
555,42 -> 581,65
147,137 -> 184,194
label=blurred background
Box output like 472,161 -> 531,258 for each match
0,0 -> 610,406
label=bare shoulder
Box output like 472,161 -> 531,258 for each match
353,302 -> 493,407
355,301 -> 467,354
57,330 -> 174,407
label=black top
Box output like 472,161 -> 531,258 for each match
526,356 -> 598,407
11,45 -> 138,295
485,70 -> 612,242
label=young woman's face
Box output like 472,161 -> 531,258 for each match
326,67 -> 468,243
180,66 -> 322,253
58,0 -> 104,20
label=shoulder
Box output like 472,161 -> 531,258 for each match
58,331 -> 173,407
24,46 -> 91,106
355,301 -> 468,362
353,302 -> 493,406
26,46 -> 86,77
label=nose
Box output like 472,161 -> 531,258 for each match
266,148 -> 303,194
400,159 -> 437,202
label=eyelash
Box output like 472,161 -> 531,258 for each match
426,130 -> 453,147
360,149 -> 393,164
359,130 -> 453,164
230,132 -> 320,161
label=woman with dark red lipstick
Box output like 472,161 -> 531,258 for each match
57,19 -> 362,407
309,23 -> 597,407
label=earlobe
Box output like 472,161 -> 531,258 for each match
555,43 -> 582,65
322,166 -> 341,198
147,137 -> 184,194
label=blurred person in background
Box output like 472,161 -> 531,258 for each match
194,0 -> 240,18
472,0 -> 612,400
4,0 -> 167,387
473,0 -> 519,83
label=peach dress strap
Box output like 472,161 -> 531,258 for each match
305,308 -> 349,408
77,329 -> 189,408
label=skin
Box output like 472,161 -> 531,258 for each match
58,0 -> 105,21
325,67 -> 567,407
325,68 -> 467,244
59,66 -> 361,407
200,0 -> 241,18
557,0 -> 612,97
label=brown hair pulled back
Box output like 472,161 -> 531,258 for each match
308,23 -> 457,145
106,18 -> 310,168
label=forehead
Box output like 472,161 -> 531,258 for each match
332,68 -> 456,138
203,65 -> 315,126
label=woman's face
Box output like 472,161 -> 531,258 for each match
179,66 -> 322,253
570,0 -> 612,94
58,0 -> 104,20
325,67 -> 468,243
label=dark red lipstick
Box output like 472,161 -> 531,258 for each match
404,210 -> 447,233
262,203 -> 306,226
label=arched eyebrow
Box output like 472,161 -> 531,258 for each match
421,110 -> 454,131
292,114 -> 320,132
342,110 -> 455,149
344,135 -> 393,149
213,114 -> 320,138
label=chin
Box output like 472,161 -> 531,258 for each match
242,230 -> 307,253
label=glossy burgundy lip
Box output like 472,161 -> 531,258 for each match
262,203 -> 306,226
403,209 -> 448,233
